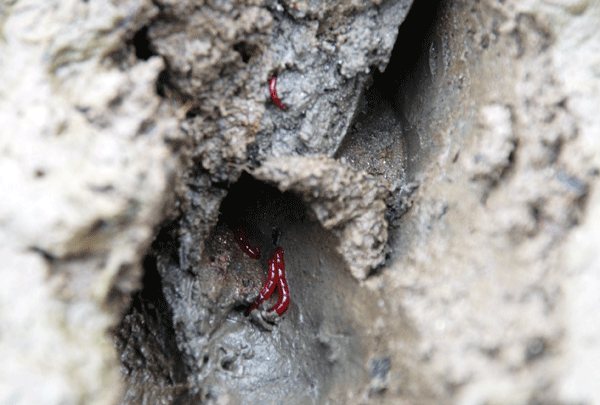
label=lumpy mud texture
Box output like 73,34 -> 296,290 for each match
253,156 -> 390,280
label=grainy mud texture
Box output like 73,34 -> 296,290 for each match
335,87 -> 406,189
5,0 -> 600,403
365,0 -> 600,404
0,1 -> 176,404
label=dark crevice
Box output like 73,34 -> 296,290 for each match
232,41 -> 258,63
379,0 -> 446,182
373,0 -> 445,101
336,2 -> 444,229
113,219 -> 187,397
156,69 -> 172,98
218,172 -> 306,238
132,26 -> 154,60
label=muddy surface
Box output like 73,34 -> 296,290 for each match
117,179 -> 407,403
4,0 -> 600,404
367,1 -> 599,404
112,0 -> 417,400
335,87 -> 406,190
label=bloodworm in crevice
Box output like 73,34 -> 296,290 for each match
269,75 -> 287,110
229,226 -> 290,315
231,228 -> 261,260
246,256 -> 278,314
267,247 -> 290,315
247,247 -> 290,315
271,248 -> 290,315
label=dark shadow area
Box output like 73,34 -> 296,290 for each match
335,0 -> 446,229
218,172 -> 307,250
232,40 -> 260,63
336,0 -> 445,181
113,222 -> 197,404
373,0 -> 445,100
381,0 -> 446,177
132,26 -> 154,60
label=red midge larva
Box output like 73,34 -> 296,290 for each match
231,228 -> 261,260
269,75 -> 287,110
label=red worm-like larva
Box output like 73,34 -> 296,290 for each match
247,247 -> 290,315
247,255 -> 278,314
269,75 -> 287,110
271,248 -> 290,315
231,228 -> 261,260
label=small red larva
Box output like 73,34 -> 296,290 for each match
231,228 -> 261,260
269,75 -> 287,110
246,254 -> 278,314
271,248 -> 289,315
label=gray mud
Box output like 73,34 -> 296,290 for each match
117,180 -> 415,403
4,0 -> 600,404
